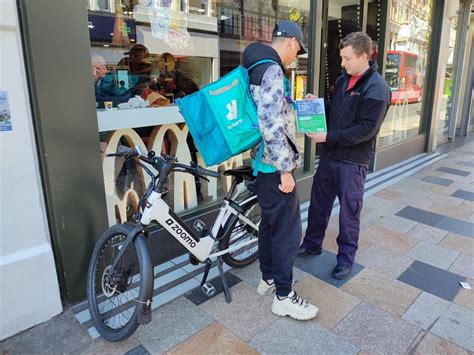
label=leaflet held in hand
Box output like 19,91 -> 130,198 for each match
295,98 -> 327,133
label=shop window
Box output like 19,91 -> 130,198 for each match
89,0 -> 311,225
377,0 -> 434,148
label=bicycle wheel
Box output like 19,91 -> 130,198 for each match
219,195 -> 261,268
87,224 -> 149,342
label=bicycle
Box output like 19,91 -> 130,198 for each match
86,145 -> 261,342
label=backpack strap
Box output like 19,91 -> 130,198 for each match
252,141 -> 265,176
247,59 -> 279,72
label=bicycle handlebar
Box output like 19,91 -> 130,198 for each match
108,145 -> 219,179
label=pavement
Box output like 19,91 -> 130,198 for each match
1,137 -> 473,354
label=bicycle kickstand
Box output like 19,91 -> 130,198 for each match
217,256 -> 232,304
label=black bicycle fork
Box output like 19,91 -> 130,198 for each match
110,225 -> 154,325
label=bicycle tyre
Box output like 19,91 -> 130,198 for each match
87,224 -> 149,342
219,195 -> 261,268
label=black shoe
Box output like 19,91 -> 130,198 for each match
297,246 -> 322,256
332,264 -> 352,280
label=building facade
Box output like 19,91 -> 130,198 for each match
1,0 -> 472,339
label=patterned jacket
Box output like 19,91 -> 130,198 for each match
243,46 -> 301,174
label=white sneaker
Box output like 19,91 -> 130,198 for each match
257,279 -> 276,295
271,290 -> 319,320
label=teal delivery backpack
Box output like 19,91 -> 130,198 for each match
176,60 -> 278,167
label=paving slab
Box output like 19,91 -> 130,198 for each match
439,233 -> 474,256
436,167 -> 471,177
371,215 -> 418,234
360,225 -> 418,254
0,312 -> 92,354
341,268 -> 421,317
414,332 -> 470,355
134,297 -> 213,354
398,261 -> 465,301
250,317 -> 359,355
184,272 -> 241,306
421,175 -> 455,186
333,302 -> 421,354
452,189 -> 474,202
428,202 -> 474,221
406,241 -> 459,270
165,322 -> 258,355
125,345 -> 150,355
292,275 -> 361,329
294,250 -> 364,288
374,188 -> 404,200
199,282 -> 278,341
449,254 -> 474,279
356,244 -> 414,279
402,292 -> 451,330
396,206 -> 445,227
431,304 -> 474,351
407,224 -> 448,244
437,217 -> 474,238
454,279 -> 474,311
80,337 -> 142,354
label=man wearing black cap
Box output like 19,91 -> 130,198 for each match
242,20 -> 319,321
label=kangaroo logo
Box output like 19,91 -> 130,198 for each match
226,100 -> 238,121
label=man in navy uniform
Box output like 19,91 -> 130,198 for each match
299,32 -> 391,280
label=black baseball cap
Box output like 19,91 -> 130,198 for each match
272,20 -> 308,55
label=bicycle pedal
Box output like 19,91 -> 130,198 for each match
201,283 -> 216,297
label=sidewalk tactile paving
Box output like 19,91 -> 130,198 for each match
398,260 -> 466,301
250,317 -> 360,354
333,302 -> 421,354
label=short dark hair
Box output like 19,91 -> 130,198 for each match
339,32 -> 372,57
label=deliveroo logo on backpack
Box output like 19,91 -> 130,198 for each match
226,99 -> 238,121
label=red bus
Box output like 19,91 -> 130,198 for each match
385,51 -> 423,104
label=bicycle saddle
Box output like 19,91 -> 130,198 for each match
223,165 -> 256,181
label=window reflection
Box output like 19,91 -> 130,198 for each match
88,0 -> 311,224
378,0 -> 432,148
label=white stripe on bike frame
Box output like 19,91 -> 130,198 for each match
0,243 -> 52,266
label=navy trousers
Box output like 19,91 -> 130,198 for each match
256,172 -> 301,297
301,153 -> 367,267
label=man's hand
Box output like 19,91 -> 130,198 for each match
305,93 -> 317,101
279,172 -> 295,194
306,133 -> 327,143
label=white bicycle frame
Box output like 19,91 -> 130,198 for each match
140,190 -> 259,262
